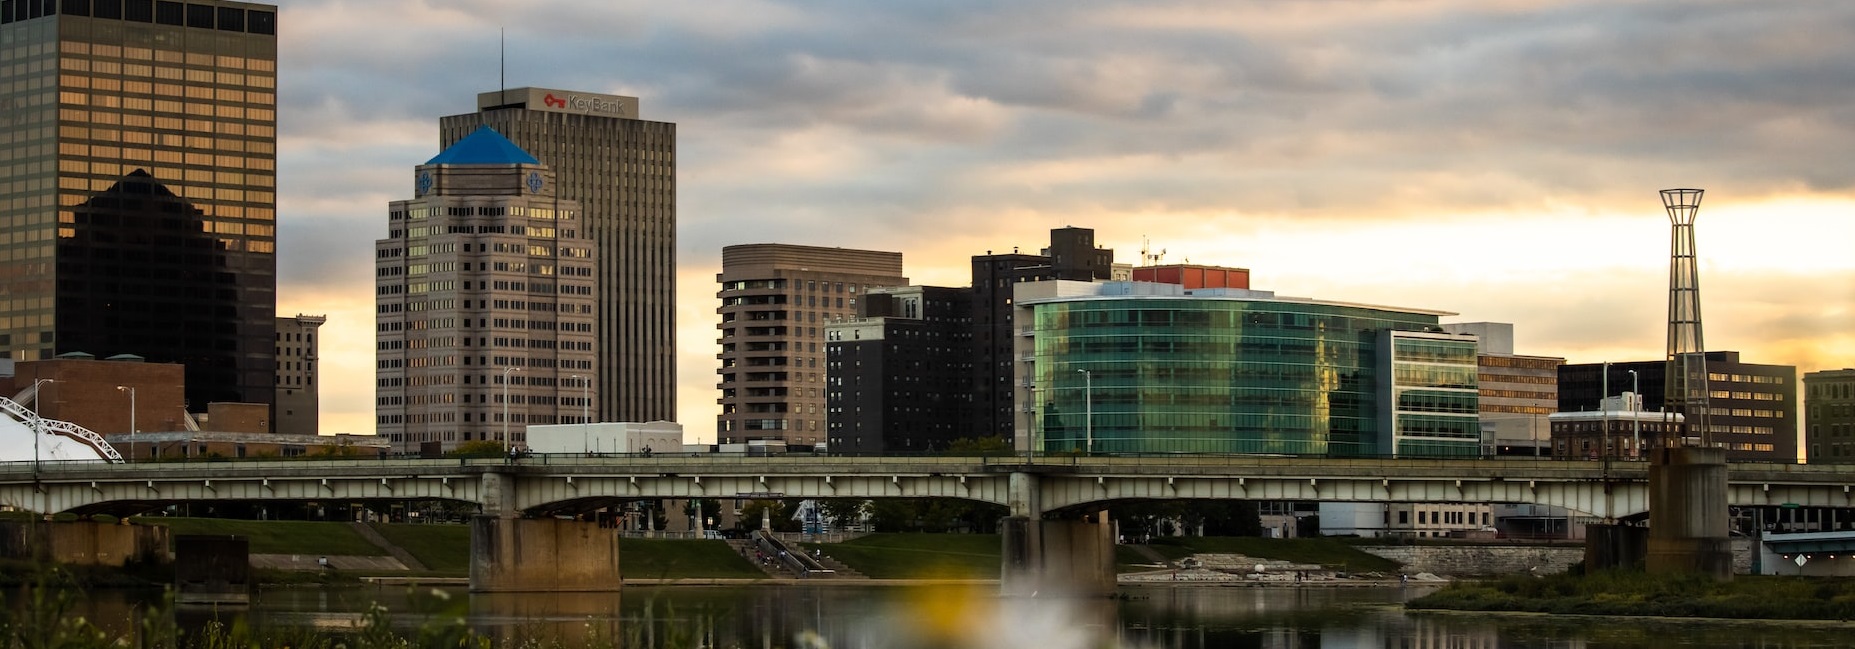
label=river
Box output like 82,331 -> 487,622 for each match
52,584 -> 1855,648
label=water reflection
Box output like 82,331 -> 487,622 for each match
39,584 -> 1855,648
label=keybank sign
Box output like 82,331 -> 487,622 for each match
534,89 -> 629,117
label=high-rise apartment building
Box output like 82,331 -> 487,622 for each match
439,88 -> 675,424
1804,369 -> 1855,465
0,0 -> 279,413
717,244 -> 905,446
274,313 -> 323,435
1559,352 -> 1796,462
825,285 -> 973,454
376,127 -> 598,451
971,227 -> 1112,438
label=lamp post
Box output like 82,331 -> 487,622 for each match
1628,369 -> 1641,459
117,386 -> 136,462
1076,369 -> 1092,455
500,367 -> 521,447
571,374 -> 588,453
30,379 -> 53,471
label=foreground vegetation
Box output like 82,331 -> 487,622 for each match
1408,571 -> 1855,620
0,572 -> 651,648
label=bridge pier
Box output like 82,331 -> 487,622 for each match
1646,447 -> 1732,579
468,472 -> 621,593
1000,471 -> 1115,597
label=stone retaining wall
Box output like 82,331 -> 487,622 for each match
1360,544 -> 1584,576
1362,538 -> 1758,577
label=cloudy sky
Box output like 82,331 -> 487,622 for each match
272,0 -> 1855,448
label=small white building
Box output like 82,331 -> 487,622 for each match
525,421 -> 683,455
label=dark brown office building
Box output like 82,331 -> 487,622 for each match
716,244 -> 905,446
440,88 -> 677,424
0,1 -> 280,413
970,227 -> 1113,438
1804,369 -> 1855,465
1559,351 -> 1797,462
825,285 -> 973,454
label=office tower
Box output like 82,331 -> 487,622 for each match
376,126 -> 598,452
825,285 -> 973,454
717,244 -> 905,447
439,88 -> 675,424
1439,322 -> 1563,456
971,227 -> 1113,438
274,313 -> 324,435
1559,352 -> 1796,462
0,1 -> 280,414
1803,369 -> 1855,465
1012,280 -> 1474,457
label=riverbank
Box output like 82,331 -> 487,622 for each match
57,518 -> 1418,584
1407,571 -> 1855,621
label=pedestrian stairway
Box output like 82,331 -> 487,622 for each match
726,538 -> 867,579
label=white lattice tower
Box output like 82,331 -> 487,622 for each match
1661,188 -> 1710,447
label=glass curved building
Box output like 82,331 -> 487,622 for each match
1016,282 -> 1480,457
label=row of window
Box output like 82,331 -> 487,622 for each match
14,0 -> 278,34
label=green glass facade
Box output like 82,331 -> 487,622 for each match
1030,297 -> 1477,457
1382,332 -> 1482,457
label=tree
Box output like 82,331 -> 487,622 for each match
817,498 -> 868,531
739,499 -> 801,531
447,440 -> 505,458
945,436 -> 1012,456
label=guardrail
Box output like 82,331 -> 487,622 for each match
0,452 -> 1846,480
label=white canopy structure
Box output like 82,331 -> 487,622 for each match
0,396 -> 122,463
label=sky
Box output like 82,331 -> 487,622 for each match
270,0 -> 1855,449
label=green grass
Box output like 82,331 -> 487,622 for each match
132,517 -> 383,556
620,539 -> 767,580
801,533 -> 1000,579
1409,571 -> 1855,620
369,523 -> 472,573
1147,536 -> 1402,572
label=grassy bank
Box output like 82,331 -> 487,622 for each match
134,517 -> 383,556
801,533 -> 1001,579
622,539 -> 766,579
370,522 -> 471,572
1408,571 -> 1855,620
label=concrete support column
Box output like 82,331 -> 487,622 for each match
1000,471 -> 1114,597
470,517 -> 621,592
1001,511 -> 1115,597
481,472 -> 515,518
1646,446 -> 1732,579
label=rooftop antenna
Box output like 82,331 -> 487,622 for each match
1140,237 -> 1166,266
499,27 -> 506,102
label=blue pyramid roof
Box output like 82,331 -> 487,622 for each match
426,126 -> 540,165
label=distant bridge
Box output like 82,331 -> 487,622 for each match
3,455 -> 1852,521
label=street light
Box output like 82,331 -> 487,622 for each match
1076,369 -> 1092,455
1628,369 -> 1641,459
30,378 -> 53,471
571,374 -> 588,453
117,386 -> 136,462
500,367 -> 522,447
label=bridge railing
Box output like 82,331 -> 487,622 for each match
1,452 -> 1849,483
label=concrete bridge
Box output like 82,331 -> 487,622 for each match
3,455 -> 1852,593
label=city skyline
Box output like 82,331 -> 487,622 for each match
258,1 -> 1854,444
